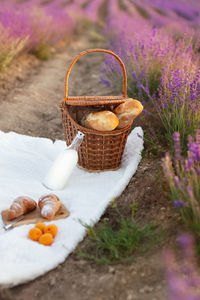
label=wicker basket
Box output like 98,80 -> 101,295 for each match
60,49 -> 133,172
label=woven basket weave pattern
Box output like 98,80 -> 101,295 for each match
60,49 -> 132,172
61,105 -> 131,171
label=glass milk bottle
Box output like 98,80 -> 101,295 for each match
43,131 -> 84,190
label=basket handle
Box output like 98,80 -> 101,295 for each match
65,48 -> 127,98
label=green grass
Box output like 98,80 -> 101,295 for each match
142,127 -> 166,158
158,100 -> 200,155
32,43 -> 52,60
77,214 -> 159,264
0,37 -> 27,71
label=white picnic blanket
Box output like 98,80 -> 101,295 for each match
0,127 -> 143,287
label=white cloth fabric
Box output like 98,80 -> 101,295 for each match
0,127 -> 143,287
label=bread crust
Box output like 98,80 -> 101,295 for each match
38,194 -> 61,220
7,196 -> 37,221
114,99 -> 143,128
85,110 -> 119,131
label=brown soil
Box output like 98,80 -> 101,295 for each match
0,27 -> 179,300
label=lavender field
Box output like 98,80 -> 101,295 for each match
0,0 -> 200,299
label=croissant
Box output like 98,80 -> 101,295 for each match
7,196 -> 37,221
38,194 -> 61,220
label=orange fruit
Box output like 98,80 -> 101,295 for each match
28,227 -> 42,241
44,224 -> 58,238
39,233 -> 53,246
35,222 -> 46,233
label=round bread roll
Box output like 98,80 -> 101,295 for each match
114,99 -> 143,128
84,110 -> 119,131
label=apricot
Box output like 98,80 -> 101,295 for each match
39,233 -> 53,246
29,227 -> 42,241
44,224 -> 58,237
35,222 -> 46,233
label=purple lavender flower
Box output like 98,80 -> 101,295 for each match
149,129 -> 155,135
174,200 -> 187,208
84,0 -> 104,21
100,77 -> 111,87
185,159 -> 193,171
0,0 -> 75,61
164,234 -> 200,300
176,234 -> 193,248
163,130 -> 200,232
173,132 -> 182,160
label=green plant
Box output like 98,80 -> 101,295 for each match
141,125 -> 166,158
163,131 -> 200,239
32,43 -> 52,60
0,36 -> 27,71
77,213 -> 159,264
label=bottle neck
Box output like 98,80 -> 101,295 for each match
67,131 -> 84,151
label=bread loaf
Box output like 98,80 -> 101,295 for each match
84,111 -> 119,131
114,99 -> 143,128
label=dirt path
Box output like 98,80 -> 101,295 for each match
0,28 -> 177,300
0,30 -> 113,140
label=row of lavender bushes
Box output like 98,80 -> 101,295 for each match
103,0 -> 200,218
0,0 -> 102,70
163,131 -> 200,234
103,0 -> 200,153
0,0 -> 72,68
164,234 -> 200,300
101,0 -> 200,298
0,0 -> 79,69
